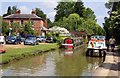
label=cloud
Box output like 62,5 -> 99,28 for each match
19,6 -> 31,14
83,0 -> 108,2
47,11 -> 56,22
2,0 -> 60,2
40,2 -> 58,9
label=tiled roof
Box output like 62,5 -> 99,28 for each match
3,14 -> 42,20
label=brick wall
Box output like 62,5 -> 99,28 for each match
3,19 -> 45,35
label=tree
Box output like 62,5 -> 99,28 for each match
24,19 -> 35,35
11,6 -> 17,14
35,8 -> 46,19
83,8 -> 96,20
3,6 -> 18,17
54,2 -> 75,21
47,18 -> 53,28
2,21 -> 9,35
104,1 -> 120,43
67,13 -> 80,31
73,0 -> 85,17
7,6 -> 12,15
53,0 -> 104,36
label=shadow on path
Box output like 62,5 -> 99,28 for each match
99,49 -> 120,71
99,62 -> 120,71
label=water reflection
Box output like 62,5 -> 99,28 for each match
55,47 -> 103,76
2,46 -> 103,76
64,49 -> 73,57
2,54 -> 46,76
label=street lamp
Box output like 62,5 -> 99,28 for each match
9,28 -> 12,36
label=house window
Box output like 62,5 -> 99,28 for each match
20,20 -> 23,25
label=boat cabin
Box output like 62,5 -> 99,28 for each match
62,38 -> 74,49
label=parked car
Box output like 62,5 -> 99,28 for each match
46,37 -> 54,43
24,36 -> 39,45
36,36 -> 46,42
19,36 -> 25,42
6,36 -> 21,44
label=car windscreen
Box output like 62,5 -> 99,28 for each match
27,37 -> 36,40
10,37 -> 16,40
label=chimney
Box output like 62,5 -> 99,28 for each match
16,9 -> 21,14
31,9 -> 36,14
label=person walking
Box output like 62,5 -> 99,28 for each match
109,36 -> 116,52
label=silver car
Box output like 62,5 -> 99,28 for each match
24,37 -> 39,45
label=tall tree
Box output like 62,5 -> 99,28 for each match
35,8 -> 46,19
47,18 -> 53,28
7,6 -> 12,15
83,8 -> 96,20
104,1 -> 120,43
73,0 -> 85,17
67,13 -> 80,31
54,2 -> 75,21
11,6 -> 17,14
3,6 -> 18,17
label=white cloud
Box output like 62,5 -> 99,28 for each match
40,2 -> 58,8
83,0 -> 108,2
47,11 -> 56,22
19,6 -> 31,14
1,0 -> 60,2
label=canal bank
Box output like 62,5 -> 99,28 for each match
92,47 -> 120,77
0,43 -> 59,64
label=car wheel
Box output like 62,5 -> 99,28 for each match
19,42 -> 21,44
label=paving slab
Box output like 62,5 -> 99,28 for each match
92,49 -> 120,77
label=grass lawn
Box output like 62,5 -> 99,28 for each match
0,43 -> 59,64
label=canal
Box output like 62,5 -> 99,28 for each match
2,45 -> 104,76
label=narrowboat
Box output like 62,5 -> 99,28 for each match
86,36 -> 107,57
62,37 -> 82,49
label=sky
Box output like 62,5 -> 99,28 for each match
0,0 -> 109,27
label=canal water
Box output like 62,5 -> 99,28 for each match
2,45 -> 104,76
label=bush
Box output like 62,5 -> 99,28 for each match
118,45 -> 120,49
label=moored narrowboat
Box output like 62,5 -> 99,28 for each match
62,38 -> 74,49
62,37 -> 82,49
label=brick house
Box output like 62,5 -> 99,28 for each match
3,10 -> 47,35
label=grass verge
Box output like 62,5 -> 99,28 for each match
0,43 -> 59,64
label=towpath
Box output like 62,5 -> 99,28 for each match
92,47 -> 120,78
